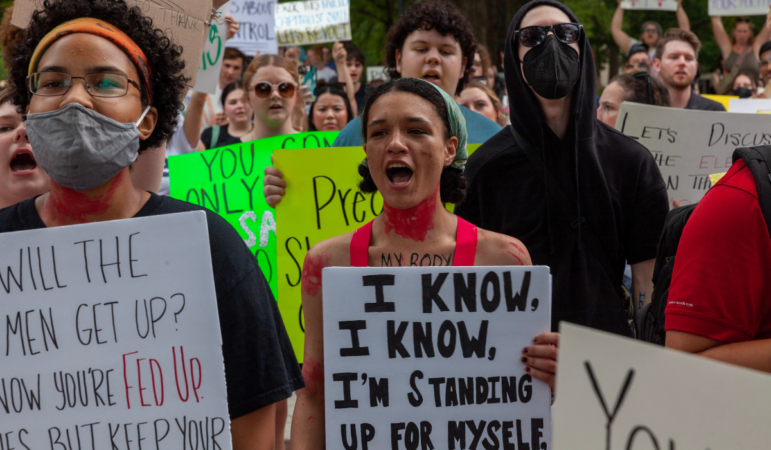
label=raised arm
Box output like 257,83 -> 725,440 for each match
711,16 -> 732,59
183,91 -> 208,150
675,0 -> 690,31
754,5 -> 771,56
611,0 -> 632,55
333,41 -> 358,117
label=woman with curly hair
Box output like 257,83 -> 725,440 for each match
263,1 -> 501,207
1,1 -> 303,448
290,78 -> 556,448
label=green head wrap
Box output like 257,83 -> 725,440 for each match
361,78 -> 468,172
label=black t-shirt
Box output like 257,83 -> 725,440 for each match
354,83 -> 374,114
0,194 -> 304,419
686,93 -> 726,111
456,124 -> 668,335
201,124 -> 244,149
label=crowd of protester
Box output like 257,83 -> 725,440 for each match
1,0 -> 771,448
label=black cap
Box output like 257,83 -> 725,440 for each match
760,40 -> 771,57
628,44 -> 648,59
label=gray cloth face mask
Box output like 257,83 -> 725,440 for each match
25,102 -> 150,191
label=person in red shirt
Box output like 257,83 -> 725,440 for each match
665,159 -> 771,372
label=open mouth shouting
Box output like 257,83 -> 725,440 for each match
422,70 -> 441,84
9,149 -> 38,176
385,161 -> 414,187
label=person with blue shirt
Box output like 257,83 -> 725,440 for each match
263,2 -> 500,207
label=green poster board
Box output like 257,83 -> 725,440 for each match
273,144 -> 480,361
168,131 -> 339,301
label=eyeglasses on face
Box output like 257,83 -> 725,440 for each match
643,27 -> 659,33
625,62 -> 650,71
514,23 -> 582,48
252,81 -> 297,99
27,72 -> 141,98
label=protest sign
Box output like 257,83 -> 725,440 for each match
274,145 -> 481,360
367,66 -> 389,82
709,0 -> 771,16
169,131 -> 338,300
323,266 -> 552,450
13,0 -> 212,86
230,0 -> 278,56
729,98 -> 771,113
620,0 -> 677,11
702,94 -> 738,110
0,211 -> 232,449
615,102 -> 771,205
274,0 -> 351,46
553,322 -> 771,449
195,1 -> 232,94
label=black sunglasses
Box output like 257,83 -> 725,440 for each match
514,23 -> 583,48
631,71 -> 653,105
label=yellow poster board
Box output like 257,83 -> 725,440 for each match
274,144 -> 480,361
702,94 -> 738,111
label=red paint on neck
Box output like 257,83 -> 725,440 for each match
45,170 -> 126,224
382,185 -> 439,242
301,252 -> 329,296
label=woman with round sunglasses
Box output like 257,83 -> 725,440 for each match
290,77 -> 554,449
456,0 -> 668,339
308,84 -> 353,132
241,55 -> 301,143
3,1 -> 303,448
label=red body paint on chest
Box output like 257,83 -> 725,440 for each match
383,186 -> 438,241
301,252 -> 329,296
46,171 -> 124,223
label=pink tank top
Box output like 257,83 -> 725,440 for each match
350,217 -> 478,267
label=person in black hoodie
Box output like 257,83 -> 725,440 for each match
456,0 -> 669,337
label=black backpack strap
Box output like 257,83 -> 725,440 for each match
733,146 -> 771,239
510,127 -> 620,295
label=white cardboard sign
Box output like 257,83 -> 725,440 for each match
620,0 -> 678,11
553,322 -> 771,449
616,102 -> 771,206
728,98 -> 771,114
274,0 -> 351,46
195,1 -> 232,94
709,0 -> 771,16
366,66 -> 389,82
323,266 -> 552,450
230,0 -> 278,56
0,211 -> 231,449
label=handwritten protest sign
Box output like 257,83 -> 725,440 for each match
275,145 -> 481,360
367,66 -> 389,82
0,212 -> 232,449
709,0 -> 771,16
169,131 -> 338,300
729,98 -> 771,113
323,266 -> 552,450
275,0 -> 351,46
620,0 -> 677,11
195,1 -> 232,94
615,102 -> 771,205
231,0 -> 279,55
553,322 -> 771,449
13,0 -> 212,86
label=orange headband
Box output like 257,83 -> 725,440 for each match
29,18 -> 153,104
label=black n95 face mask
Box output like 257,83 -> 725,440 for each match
522,34 -> 580,100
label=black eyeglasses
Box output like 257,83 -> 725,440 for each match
514,23 -> 582,48
625,61 -> 650,71
631,71 -> 653,105
28,72 -> 141,98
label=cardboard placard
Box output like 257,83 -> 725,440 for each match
195,1 -> 232,94
12,0 -> 212,86
230,0 -> 278,56
620,0 -> 678,11
274,0 -> 351,46
553,322 -> 771,449
729,98 -> 771,114
366,66 -> 389,82
323,266 -> 552,450
274,145 -> 481,361
168,131 -> 339,302
615,102 -> 771,206
709,0 -> 771,16
0,211 -> 231,449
